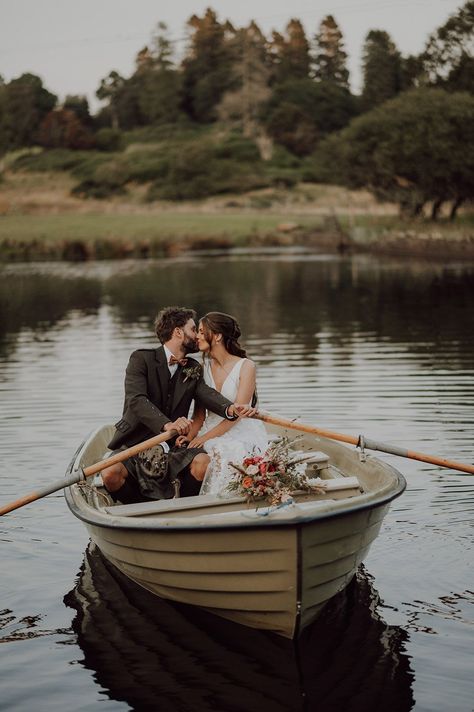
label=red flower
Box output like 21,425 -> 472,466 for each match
242,476 -> 253,489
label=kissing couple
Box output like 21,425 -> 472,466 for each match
102,306 -> 268,504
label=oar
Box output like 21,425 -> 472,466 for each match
255,412 -> 474,475
0,429 -> 177,517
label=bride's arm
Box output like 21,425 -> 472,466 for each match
187,360 -> 257,447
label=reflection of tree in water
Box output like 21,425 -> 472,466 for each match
64,544 -> 414,712
1,258 -> 472,369
105,258 -> 474,368
0,272 -> 102,358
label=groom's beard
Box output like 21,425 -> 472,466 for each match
183,336 -> 198,354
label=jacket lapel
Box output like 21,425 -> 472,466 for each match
172,365 -> 190,411
155,346 -> 170,401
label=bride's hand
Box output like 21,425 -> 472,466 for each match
175,435 -> 190,447
232,403 -> 258,418
187,436 -> 207,448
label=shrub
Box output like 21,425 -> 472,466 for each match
11,148 -> 90,172
95,128 -> 122,152
69,153 -> 114,181
214,135 -> 260,162
71,180 -> 126,199
124,152 -> 170,183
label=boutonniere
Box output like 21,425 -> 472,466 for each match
182,363 -> 202,382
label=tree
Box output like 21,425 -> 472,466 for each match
96,71 -> 126,129
63,95 -> 93,126
0,77 -> 8,154
264,78 -> 357,155
313,15 -> 349,87
421,0 -> 474,93
217,21 -> 271,138
316,88 -> 474,219
270,19 -> 311,84
399,54 -> 423,92
96,71 -> 144,130
3,73 -> 56,149
266,101 -> 317,156
181,8 -> 236,122
149,20 -> 175,71
37,108 -> 94,149
134,23 -> 184,125
361,30 -> 402,110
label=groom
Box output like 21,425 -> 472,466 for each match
102,306 -> 248,503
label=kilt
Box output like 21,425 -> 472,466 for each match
119,443 -> 206,501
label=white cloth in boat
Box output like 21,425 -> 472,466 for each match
199,358 -> 268,497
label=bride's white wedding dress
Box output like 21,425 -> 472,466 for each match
199,358 -> 268,497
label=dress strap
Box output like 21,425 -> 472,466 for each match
232,358 -> 246,376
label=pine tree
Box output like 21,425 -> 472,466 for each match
133,23 -> 183,125
361,30 -> 401,110
96,71 -> 126,129
181,8 -> 236,122
217,21 -> 271,138
271,19 -> 311,83
313,15 -> 349,87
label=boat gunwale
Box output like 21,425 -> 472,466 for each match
64,470 -> 405,532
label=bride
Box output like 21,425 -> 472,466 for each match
180,311 -> 268,497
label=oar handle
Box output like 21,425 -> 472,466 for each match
0,429 -> 177,517
254,412 -> 474,475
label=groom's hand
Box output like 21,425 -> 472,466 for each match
229,403 -> 258,418
164,417 -> 192,435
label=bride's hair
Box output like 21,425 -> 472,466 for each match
200,312 -> 247,358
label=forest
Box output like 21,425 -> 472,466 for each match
1,2 -> 473,219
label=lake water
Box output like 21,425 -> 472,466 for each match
0,251 -> 473,712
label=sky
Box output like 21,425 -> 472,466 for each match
0,0 -> 464,110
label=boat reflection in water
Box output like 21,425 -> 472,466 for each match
65,544 -> 414,712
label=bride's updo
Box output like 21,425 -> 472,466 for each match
200,312 -> 247,358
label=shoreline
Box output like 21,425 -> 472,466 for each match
1,214 -> 474,262
1,174 -> 473,262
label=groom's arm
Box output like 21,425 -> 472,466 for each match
124,350 -> 171,432
195,379 -> 237,420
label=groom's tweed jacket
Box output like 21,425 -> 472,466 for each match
108,345 -> 233,451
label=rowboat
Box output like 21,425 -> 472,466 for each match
65,422 -> 406,638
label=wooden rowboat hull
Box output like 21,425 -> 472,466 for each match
65,424 -> 405,638
65,545 -> 414,711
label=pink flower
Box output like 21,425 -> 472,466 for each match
246,464 -> 259,475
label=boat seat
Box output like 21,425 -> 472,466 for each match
105,494 -> 246,518
104,476 -> 362,518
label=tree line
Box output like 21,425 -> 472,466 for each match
1,3 -> 473,217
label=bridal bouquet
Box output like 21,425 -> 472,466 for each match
227,437 -> 326,505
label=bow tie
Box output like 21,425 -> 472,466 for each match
169,355 -> 188,367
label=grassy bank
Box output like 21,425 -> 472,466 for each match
0,212 -> 335,260
342,213 -> 474,258
0,168 -> 473,261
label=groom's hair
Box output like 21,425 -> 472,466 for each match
154,306 -> 196,343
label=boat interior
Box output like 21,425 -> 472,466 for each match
68,423 -> 401,523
